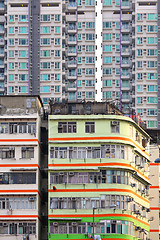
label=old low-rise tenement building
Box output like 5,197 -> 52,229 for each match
48,102 -> 151,240
0,96 -> 43,240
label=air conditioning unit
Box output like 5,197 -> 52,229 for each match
9,147 -> 14,150
59,172 -> 64,176
53,222 -> 58,226
71,197 -> 76,201
131,183 -> 136,187
127,197 -> 133,202
69,172 -> 74,176
135,226 -> 141,231
111,220 -> 116,224
111,121 -> 119,126
29,197 -> 35,202
19,223 -> 23,226
3,223 -> 8,226
0,223 -> 3,227
88,147 -> 92,150
72,222 -> 77,226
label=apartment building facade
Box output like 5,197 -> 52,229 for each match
2,0 -> 158,129
0,96 -> 43,240
48,102 -> 151,240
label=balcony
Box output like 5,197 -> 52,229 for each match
68,59 -> 77,68
121,48 -> 131,56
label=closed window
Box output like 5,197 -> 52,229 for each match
21,147 -> 34,158
111,121 -> 120,133
58,122 -> 77,133
85,122 -> 95,133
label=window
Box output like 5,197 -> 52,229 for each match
116,45 -> 120,52
19,27 -> 28,34
40,26 -> 50,34
137,49 -> 143,56
19,15 -> 28,22
54,38 -> 60,45
85,91 -> 95,99
40,86 -> 51,93
111,121 -> 120,133
41,14 -> 50,22
147,61 -> 157,68
103,0 -> 112,5
137,73 -> 143,80
55,62 -> 60,69
85,122 -> 95,133
147,73 -> 157,80
103,80 -> 112,87
77,80 -> 82,87
9,27 -> 14,34
55,14 -> 60,22
77,34 -> 82,41
0,147 -> 15,159
19,74 -> 28,81
9,74 -> 14,82
9,63 -> 14,70
19,86 -> 28,93
8,39 -> 14,46
137,25 -> 143,32
8,86 -> 14,93
54,50 -> 60,57
21,147 -> 34,158
55,74 -> 60,81
86,34 -> 95,40
147,121 -> 157,128
86,22 -> 95,29
137,85 -> 143,92
103,92 -> 112,99
78,22 -> 82,29
103,68 -> 112,75
116,80 -> 120,87
103,33 -> 112,41
58,122 -> 77,133
147,25 -> 157,32
147,49 -> 157,56
19,63 -> 28,69
147,97 -> 157,104
103,22 -> 112,29
103,57 -> 112,64
147,85 -> 157,92
19,50 -> 28,58
86,57 -> 95,64
19,39 -> 28,45
0,172 -> 36,184
85,45 -> 95,52
147,37 -> 157,44
137,61 -> 143,68
116,22 -> 120,29
40,74 -> 50,81
85,68 -> 95,75
40,62 -> 50,69
147,109 -> 157,116
55,26 -> 60,34
137,109 -> 143,116
86,0 -> 95,5
9,15 -> 14,22
116,68 -> 120,75
137,37 -> 143,44
116,34 -> 120,40
137,13 -> 143,20
103,45 -> 112,52
55,86 -> 60,93
86,80 -> 95,87
40,38 -> 50,45
147,13 -> 157,20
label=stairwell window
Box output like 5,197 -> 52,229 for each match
85,122 -> 95,133
111,121 -> 120,133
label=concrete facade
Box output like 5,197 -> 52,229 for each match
0,96 -> 43,240
48,103 -> 151,240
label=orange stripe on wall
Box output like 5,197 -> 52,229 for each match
48,136 -> 149,157
48,162 -> 149,181
150,186 -> 159,189
150,163 -> 160,166
0,164 -> 39,167
0,215 -> 38,218
48,213 -> 149,227
0,189 -> 38,193
48,188 -> 149,203
150,207 -> 160,210
150,230 -> 160,232
0,139 -> 39,142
